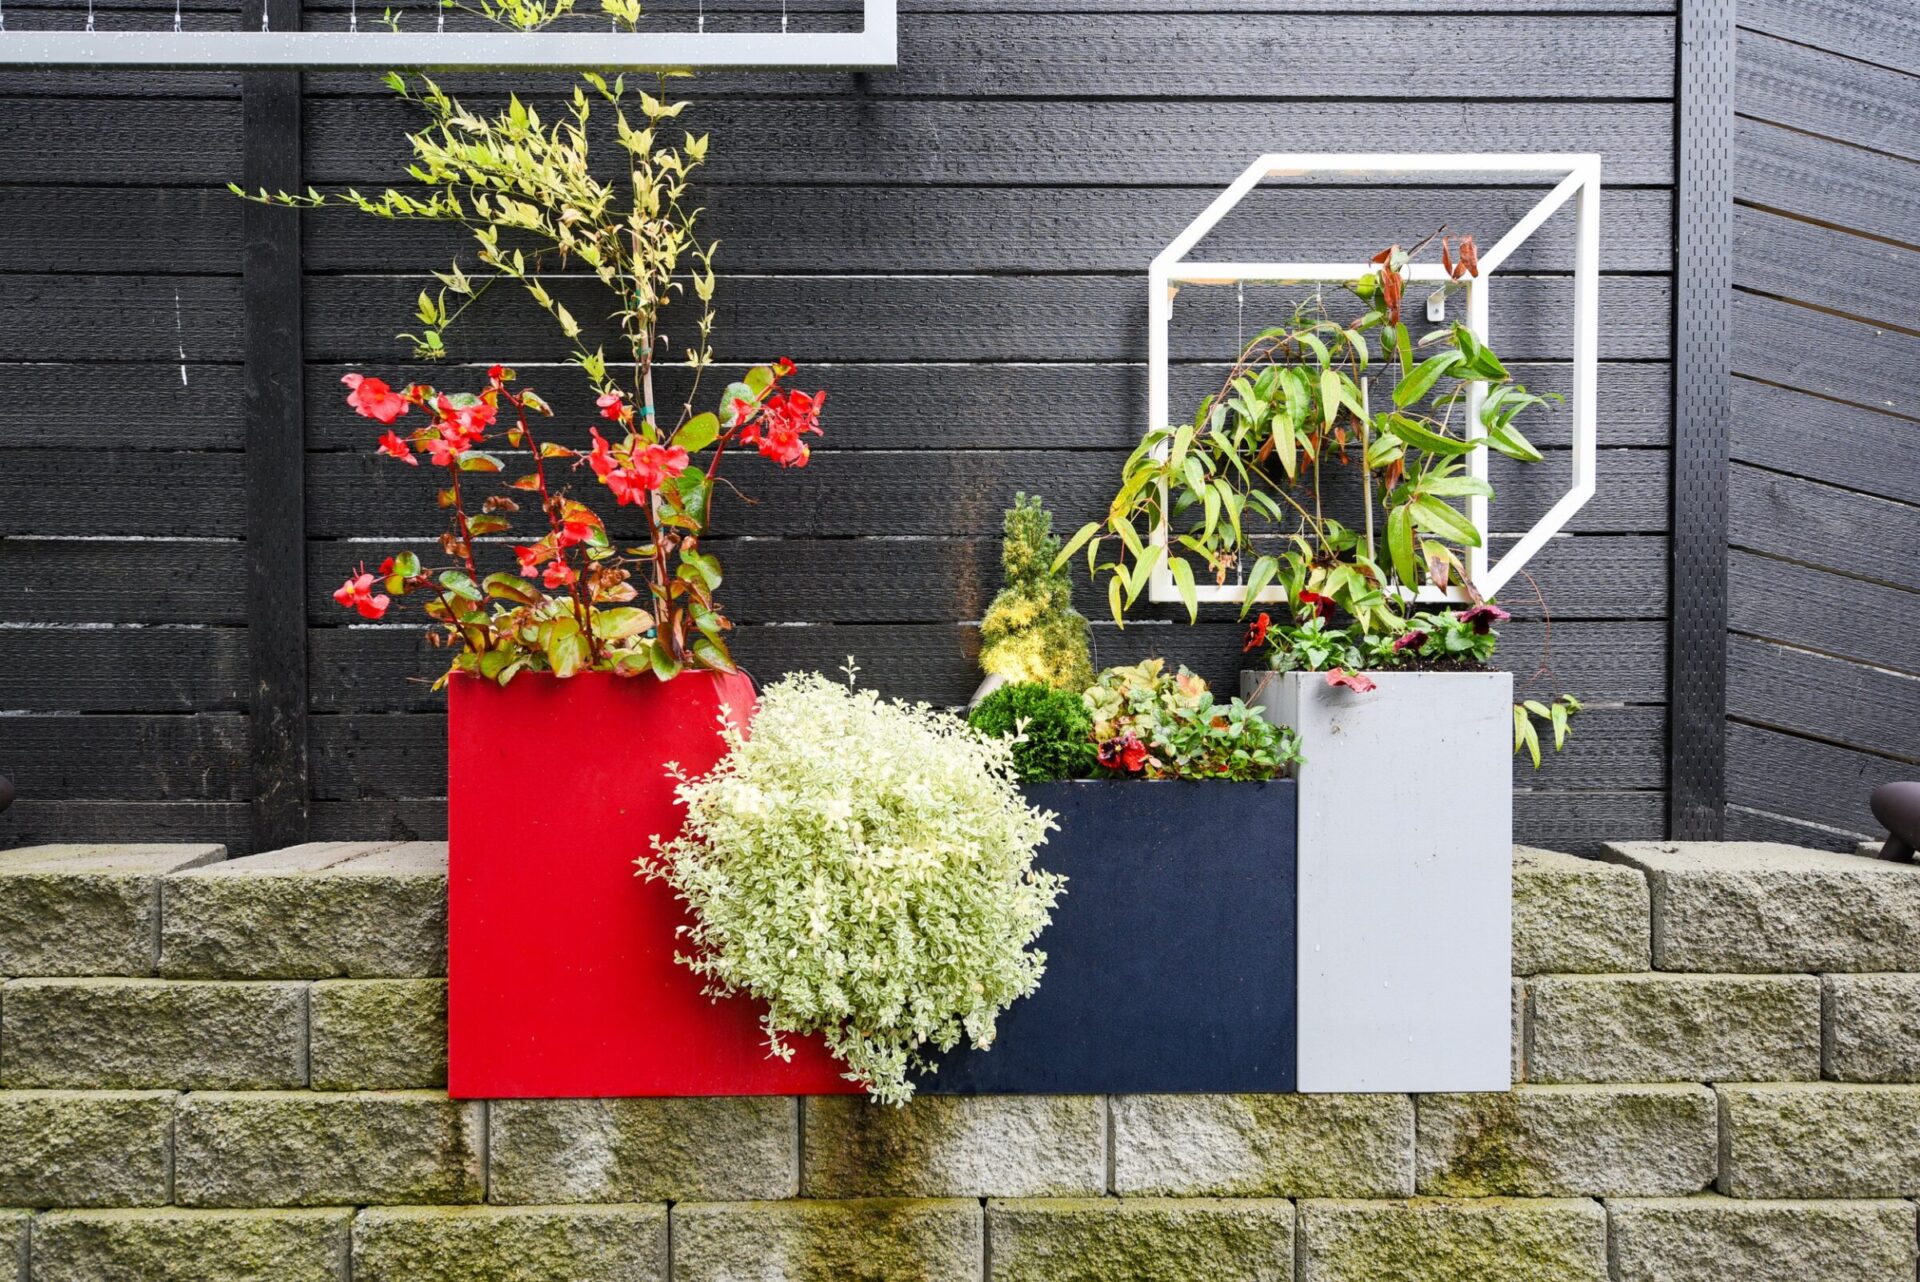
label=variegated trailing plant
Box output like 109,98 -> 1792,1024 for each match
239,71 -> 827,681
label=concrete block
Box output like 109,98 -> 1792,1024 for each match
1718,1083 -> 1920,1197
28,1208 -> 349,1282
308,980 -> 445,1091
672,1199 -> 980,1282
1607,1196 -> 1916,1282
801,1095 -> 1102,1197
1415,1084 -> 1716,1196
352,1204 -> 666,1282
1297,1198 -> 1607,1282
1526,973 -> 1819,1083
1112,1094 -> 1412,1198
1512,847 -> 1649,974
988,1198 -> 1292,1282
0,845 -> 221,977
0,979 -> 304,1090
487,1097 -> 796,1204
0,1090 -> 173,1208
1823,973 -> 1920,1083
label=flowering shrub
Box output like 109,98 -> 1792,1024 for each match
1083,660 -> 1300,781
648,671 -> 1065,1105
967,682 -> 1098,783
332,360 -> 822,683
246,75 -> 826,677
978,495 -> 1094,693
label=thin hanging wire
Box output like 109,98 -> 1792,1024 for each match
348,0 -> 357,34
260,0 -> 270,31
436,2 -> 444,33
85,0 -> 96,32
695,0 -> 703,33
1,0 -> 8,35
173,0 -> 182,32
779,0 -> 787,33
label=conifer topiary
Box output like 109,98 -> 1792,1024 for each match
978,494 -> 1095,693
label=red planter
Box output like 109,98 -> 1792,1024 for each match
446,670 -> 856,1098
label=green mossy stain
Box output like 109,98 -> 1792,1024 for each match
1434,1097 -> 1537,1196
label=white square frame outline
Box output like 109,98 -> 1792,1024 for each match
1146,152 -> 1600,607
0,0 -> 895,68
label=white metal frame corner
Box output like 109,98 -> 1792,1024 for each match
1146,152 -> 1601,607
0,0 -> 896,69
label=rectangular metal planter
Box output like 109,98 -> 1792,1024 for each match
1243,669 -> 1513,1093
924,778 -> 1298,1095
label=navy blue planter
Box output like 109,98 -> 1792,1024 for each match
924,778 -> 1298,1094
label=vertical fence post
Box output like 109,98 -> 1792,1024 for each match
1668,0 -> 1734,839
241,0 -> 308,851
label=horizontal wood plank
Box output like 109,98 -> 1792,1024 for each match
1731,291 -> 1920,419
1736,29 -> 1920,164
0,451 -> 244,536
0,275 -> 244,362
0,539 -> 247,624
306,184 -> 1675,276
0,187 -> 244,275
1730,462 -> 1920,593
307,274 -> 1673,364
307,359 -> 1672,452
0,801 -> 250,851
1737,0 -> 1920,78
0,99 -> 242,185
1728,721 -> 1912,838
0,713 -> 247,800
310,618 -> 1666,713
0,626 -> 247,712
1730,376 -> 1920,503
1734,204 -> 1920,332
304,445 -> 1669,540
305,98 -> 1678,187
1728,634 -> 1920,763
1730,550 -> 1920,677
1723,804 -> 1862,851
1736,117 -> 1920,249
0,363 -> 243,450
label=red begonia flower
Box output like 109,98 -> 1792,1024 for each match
596,392 -> 627,423
1325,668 -> 1376,694
376,430 -> 417,465
514,545 -> 545,578
627,442 -> 690,491
745,389 -> 825,467
331,566 -> 390,620
542,560 -> 576,589
342,373 -> 408,425
585,426 -> 617,478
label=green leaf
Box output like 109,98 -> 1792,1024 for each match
1393,351 -> 1463,408
1240,554 -> 1280,617
457,452 -> 505,473
392,551 -> 422,577
438,570 -> 483,601
483,572 -> 540,605
1107,572 -> 1126,628
1319,368 -> 1342,430
594,606 -> 652,640
673,411 -> 719,453
1484,419 -> 1544,464
1382,413 -> 1474,457
1386,504 -> 1419,591
1124,543 -> 1163,607
1422,475 -> 1494,499
1051,520 -> 1101,573
1394,322 -> 1413,378
1168,555 -> 1199,624
545,628 -> 589,678
1409,494 -> 1482,547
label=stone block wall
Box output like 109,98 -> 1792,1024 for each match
1,838 -> 1918,1280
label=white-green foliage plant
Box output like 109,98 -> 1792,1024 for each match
646,668 -> 1066,1105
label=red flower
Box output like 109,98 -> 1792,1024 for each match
487,364 -> 508,385
376,430 -> 417,466
1097,732 -> 1150,774
743,388 -> 825,467
1459,603 -> 1511,633
585,426 -> 618,478
772,357 -> 796,378
596,392 -> 627,423
342,373 -> 407,425
1325,668 -> 1377,694
1242,612 -> 1271,653
514,544 -> 545,578
628,442 -> 690,490
330,565 -> 390,620
605,468 -> 650,506
1297,590 -> 1336,621
434,394 -> 496,444
423,430 -> 467,467
378,556 -> 395,575
542,560 -> 576,589
1392,629 -> 1428,653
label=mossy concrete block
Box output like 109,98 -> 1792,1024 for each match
1607,1196 -> 1916,1282
1511,981 -> 1526,1083
174,1090 -> 482,1207
159,842 -> 446,979
487,1097 -> 796,1203
351,1204 -> 666,1282
672,1199 -> 980,1282
308,980 -> 446,1091
0,845 -> 222,977
1511,847 -> 1649,974
801,1095 -> 1102,1197
1,1208 -> 26,1282
1526,973 -> 1819,1083
0,1090 -> 173,1208
988,1197 -> 1293,1282
28,1208 -> 350,1282
1823,974 -> 1920,1083
1602,841 -> 1920,971
1718,1083 -> 1920,1197
1112,1094 -> 1412,1198
0,979 -> 305,1090
1297,1198 -> 1607,1282
1415,1084 -> 1716,1196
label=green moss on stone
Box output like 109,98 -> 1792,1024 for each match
990,1197 -> 1293,1282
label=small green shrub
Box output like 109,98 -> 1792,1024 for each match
647,670 -> 1065,1105
1083,659 -> 1300,781
979,494 -> 1095,692
968,682 -> 1097,782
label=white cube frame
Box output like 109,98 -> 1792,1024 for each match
1147,152 -> 1600,607
0,0 -> 895,69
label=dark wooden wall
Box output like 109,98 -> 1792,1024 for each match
1,0 -> 1682,853
1722,0 -> 1920,848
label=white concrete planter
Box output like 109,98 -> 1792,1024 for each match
1241,668 -> 1513,1093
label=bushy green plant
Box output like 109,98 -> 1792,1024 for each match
647,670 -> 1065,1105
1082,659 -> 1299,781
978,495 -> 1095,692
968,682 -> 1097,783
